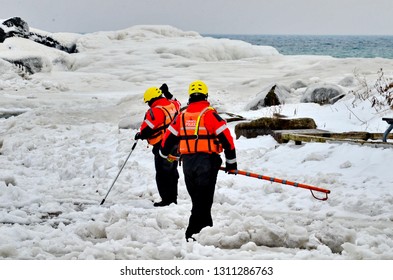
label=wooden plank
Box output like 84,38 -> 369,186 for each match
273,129 -> 393,143
272,129 -> 329,143
273,129 -> 330,134
313,132 -> 393,141
281,133 -> 393,148
281,133 -> 330,143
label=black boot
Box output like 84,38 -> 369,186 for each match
153,200 -> 177,207
185,232 -> 196,242
185,228 -> 197,242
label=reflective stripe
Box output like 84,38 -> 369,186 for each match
215,124 -> 227,135
159,150 -> 168,159
145,119 -> 155,129
168,125 -> 179,136
194,107 -> 213,135
226,158 -> 237,164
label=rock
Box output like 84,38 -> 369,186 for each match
6,57 -> 45,74
0,17 -> 29,42
246,84 -> 291,110
1,17 -> 78,75
234,117 -> 317,139
301,83 -> 345,105
1,17 -> 77,53
28,32 -> 78,53
264,85 -> 281,107
0,27 -> 6,42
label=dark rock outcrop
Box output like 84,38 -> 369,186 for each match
0,17 -> 29,41
246,84 -> 290,110
0,17 -> 77,53
8,57 -> 45,74
1,17 -> 78,75
264,85 -> 281,107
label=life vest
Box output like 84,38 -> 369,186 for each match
147,102 -> 178,145
179,107 -> 223,154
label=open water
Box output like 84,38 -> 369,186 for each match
206,34 -> 393,59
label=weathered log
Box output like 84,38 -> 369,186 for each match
234,117 -> 317,139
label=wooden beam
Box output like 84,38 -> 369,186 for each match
281,133 -> 393,147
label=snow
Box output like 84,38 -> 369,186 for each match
1,24 -> 393,261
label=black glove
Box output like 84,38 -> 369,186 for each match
160,83 -> 173,99
134,132 -> 142,140
225,162 -> 237,173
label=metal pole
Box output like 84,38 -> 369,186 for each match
100,140 -> 138,205
220,167 -> 330,201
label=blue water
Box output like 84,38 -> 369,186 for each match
205,34 -> 393,59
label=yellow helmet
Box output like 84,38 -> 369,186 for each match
189,80 -> 208,96
143,87 -> 162,103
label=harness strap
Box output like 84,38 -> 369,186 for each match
181,106 -> 217,153
148,104 -> 177,144
181,113 -> 191,153
194,107 -> 214,136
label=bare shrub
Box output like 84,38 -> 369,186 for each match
350,68 -> 393,112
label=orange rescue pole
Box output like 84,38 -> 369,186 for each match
219,167 -> 331,201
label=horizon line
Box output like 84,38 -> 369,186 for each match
202,33 -> 393,37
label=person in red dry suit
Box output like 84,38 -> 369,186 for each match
160,80 -> 237,241
135,84 -> 181,207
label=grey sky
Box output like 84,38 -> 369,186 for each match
2,0 -> 393,35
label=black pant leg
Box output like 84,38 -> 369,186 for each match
153,145 -> 179,202
183,153 -> 221,238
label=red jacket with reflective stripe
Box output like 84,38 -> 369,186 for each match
139,97 -> 181,145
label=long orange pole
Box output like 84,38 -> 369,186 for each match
219,167 -> 331,201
